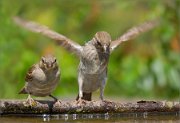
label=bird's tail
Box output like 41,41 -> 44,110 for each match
18,87 -> 27,94
76,92 -> 92,101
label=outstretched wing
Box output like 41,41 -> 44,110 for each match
13,16 -> 82,56
110,20 -> 159,52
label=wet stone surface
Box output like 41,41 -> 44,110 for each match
0,100 -> 179,115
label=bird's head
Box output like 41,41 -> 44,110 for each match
93,31 -> 111,53
40,54 -> 58,71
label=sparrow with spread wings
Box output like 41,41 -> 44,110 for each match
14,17 -> 158,102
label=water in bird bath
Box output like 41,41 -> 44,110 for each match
0,112 -> 180,123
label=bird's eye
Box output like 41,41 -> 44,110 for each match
97,41 -> 101,46
53,59 -> 57,63
41,57 -> 45,63
52,58 -> 57,64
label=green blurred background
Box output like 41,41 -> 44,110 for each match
0,0 -> 179,100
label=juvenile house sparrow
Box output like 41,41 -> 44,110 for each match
14,17 -> 158,101
19,54 -> 60,106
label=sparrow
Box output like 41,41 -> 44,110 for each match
19,54 -> 60,106
14,17 -> 158,102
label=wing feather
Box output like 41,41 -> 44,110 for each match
13,16 -> 82,56
110,20 -> 159,52
25,64 -> 36,82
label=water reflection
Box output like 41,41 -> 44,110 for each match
0,113 -> 180,123
42,114 -> 50,122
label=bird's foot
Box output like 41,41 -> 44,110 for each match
23,96 -> 37,107
54,100 -> 61,107
76,99 -> 86,105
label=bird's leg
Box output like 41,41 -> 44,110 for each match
100,80 -> 112,104
79,90 -> 83,101
24,94 -> 37,107
49,94 -> 61,106
100,79 -> 111,103
100,83 -> 105,101
49,94 -> 58,102
76,93 -> 86,105
76,78 -> 86,105
78,77 -> 83,101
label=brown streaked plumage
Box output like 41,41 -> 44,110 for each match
14,17 -> 158,102
24,65 -> 35,82
19,54 -> 60,106
76,31 -> 111,102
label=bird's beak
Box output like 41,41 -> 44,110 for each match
46,64 -> 53,70
48,64 -> 52,68
103,45 -> 109,53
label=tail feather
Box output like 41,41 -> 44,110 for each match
18,87 -> 27,94
76,92 -> 92,101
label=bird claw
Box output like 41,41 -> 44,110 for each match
54,100 -> 61,107
23,97 -> 37,107
76,99 -> 86,105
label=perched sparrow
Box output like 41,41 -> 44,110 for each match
14,17 -> 158,101
19,54 -> 60,106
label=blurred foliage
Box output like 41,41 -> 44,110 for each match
0,0 -> 179,100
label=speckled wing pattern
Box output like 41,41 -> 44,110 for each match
19,64 -> 36,94
13,17 -> 82,56
25,64 -> 36,82
110,20 -> 159,52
